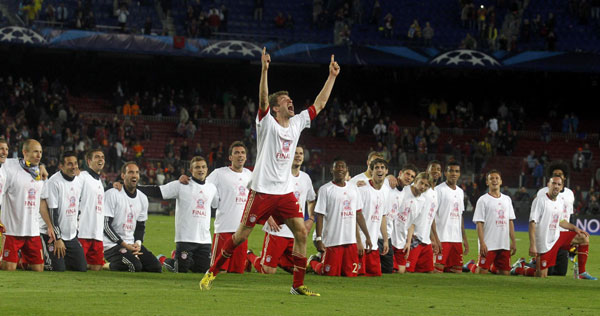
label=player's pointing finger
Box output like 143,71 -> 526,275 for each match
331,54 -> 335,63
263,47 -> 266,55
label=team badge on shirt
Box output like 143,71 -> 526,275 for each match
3,250 -> 9,257
282,140 -> 291,153
249,214 -> 257,223
27,188 -> 36,200
266,255 -> 272,263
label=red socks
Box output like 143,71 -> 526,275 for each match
209,236 -> 236,275
578,244 -> 589,274
292,252 -> 307,288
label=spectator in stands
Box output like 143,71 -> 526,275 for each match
186,120 -> 197,139
132,140 -> 144,159
337,23 -> 351,46
207,6 -> 222,33
423,22 -> 434,46
546,31 -> 557,51
369,0 -> 381,25
526,150 -> 536,173
220,4 -> 228,32
383,13 -> 394,39
274,11 -> 286,28
56,2 -> 68,22
573,147 -> 585,171
407,19 -> 421,43
540,121 -> 551,143
194,143 -> 203,157
372,119 -> 386,142
477,5 -> 487,33
179,140 -> 189,161
254,0 -> 264,22
532,159 -> 544,187
45,4 -> 56,22
582,143 -> 593,168
570,113 -> 579,134
487,22 -> 498,50
513,186 -> 530,202
586,194 -> 600,215
85,11 -> 96,30
461,33 -> 477,49
116,4 -> 129,32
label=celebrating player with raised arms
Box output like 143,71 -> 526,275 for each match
200,48 -> 340,296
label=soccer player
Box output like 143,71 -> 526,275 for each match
205,141 -> 252,274
390,172 -> 432,274
78,148 -> 107,271
309,158 -> 372,277
103,162 -> 162,273
533,161 -> 574,276
0,138 -> 9,252
349,151 -> 397,188
356,158 -> 390,276
434,161 -> 469,273
248,145 -> 316,274
200,48 -> 340,296
139,156 -> 218,273
39,151 -> 87,272
407,161 -> 442,273
470,170 -> 516,275
0,139 -> 45,272
527,176 -> 595,279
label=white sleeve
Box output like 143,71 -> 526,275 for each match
529,197 -> 540,223
472,196 -> 485,223
314,186 -> 327,216
210,184 -> 219,209
45,179 -> 60,209
104,189 -> 118,217
205,169 -> 218,184
507,196 -> 516,220
306,177 -> 316,202
138,194 -> 149,222
159,180 -> 180,200
355,187 -> 364,211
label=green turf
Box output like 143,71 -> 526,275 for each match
2,215 -> 599,316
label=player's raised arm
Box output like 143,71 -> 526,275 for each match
258,47 -> 271,112
313,55 -> 340,115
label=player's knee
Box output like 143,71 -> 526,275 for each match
263,266 -> 277,274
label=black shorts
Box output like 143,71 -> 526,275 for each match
41,234 -> 87,272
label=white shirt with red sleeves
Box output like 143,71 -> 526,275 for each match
357,181 -> 390,250
160,179 -> 218,244
263,170 -> 316,238
390,185 -> 424,249
413,187 -> 438,245
206,166 -> 252,234
249,107 -> 315,195
536,187 -> 574,232
315,181 -> 363,248
472,193 -> 516,251
529,194 -> 563,254
435,182 -> 465,243
0,158 -> 45,237
39,171 -> 83,241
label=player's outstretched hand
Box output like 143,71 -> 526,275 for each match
261,47 -> 270,71
329,54 -> 340,77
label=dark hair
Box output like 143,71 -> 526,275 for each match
85,148 -> 104,161
545,160 -> 569,179
121,161 -> 138,174
446,161 -> 461,170
427,160 -> 442,170
60,151 -> 77,164
369,157 -> 388,171
228,141 -> 247,156
402,163 -> 419,174
486,169 -> 502,179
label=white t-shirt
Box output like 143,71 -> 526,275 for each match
536,187 -> 574,232
103,188 -> 149,250
390,185 -> 424,249
39,172 -> 83,241
413,188 -> 438,245
472,193 -> 516,251
206,166 -> 252,234
435,182 -> 465,243
0,159 -> 45,237
78,170 -> 105,241
315,181 -> 363,247
250,110 -> 311,194
529,194 -> 563,254
160,180 -> 218,244
357,181 -> 389,250
263,171 -> 315,238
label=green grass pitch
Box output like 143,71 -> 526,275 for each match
2,215 -> 599,315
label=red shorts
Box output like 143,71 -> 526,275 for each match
478,249 -> 511,271
406,244 -> 434,273
259,233 -> 294,268
393,247 -> 409,266
435,242 -> 464,268
319,244 -> 359,277
359,250 -> 381,276
211,232 -> 248,273
539,231 -> 577,270
79,238 -> 105,265
1,235 -> 43,264
241,190 -> 301,227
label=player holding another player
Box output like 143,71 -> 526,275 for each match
139,157 -> 218,273
78,149 -> 108,271
390,172 -> 432,274
39,151 -> 87,272
356,158 -> 390,276
0,139 -> 45,271
205,141 -> 252,274
200,48 -> 340,296
309,158 -> 372,277
103,162 -> 162,273
434,161 -> 469,273
469,170 -> 516,275
527,176 -> 595,279
248,145 -> 316,274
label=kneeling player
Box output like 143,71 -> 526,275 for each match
525,176 -> 596,279
390,172 -> 431,273
470,170 -> 516,275
309,158 -> 372,277
139,157 -> 218,273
